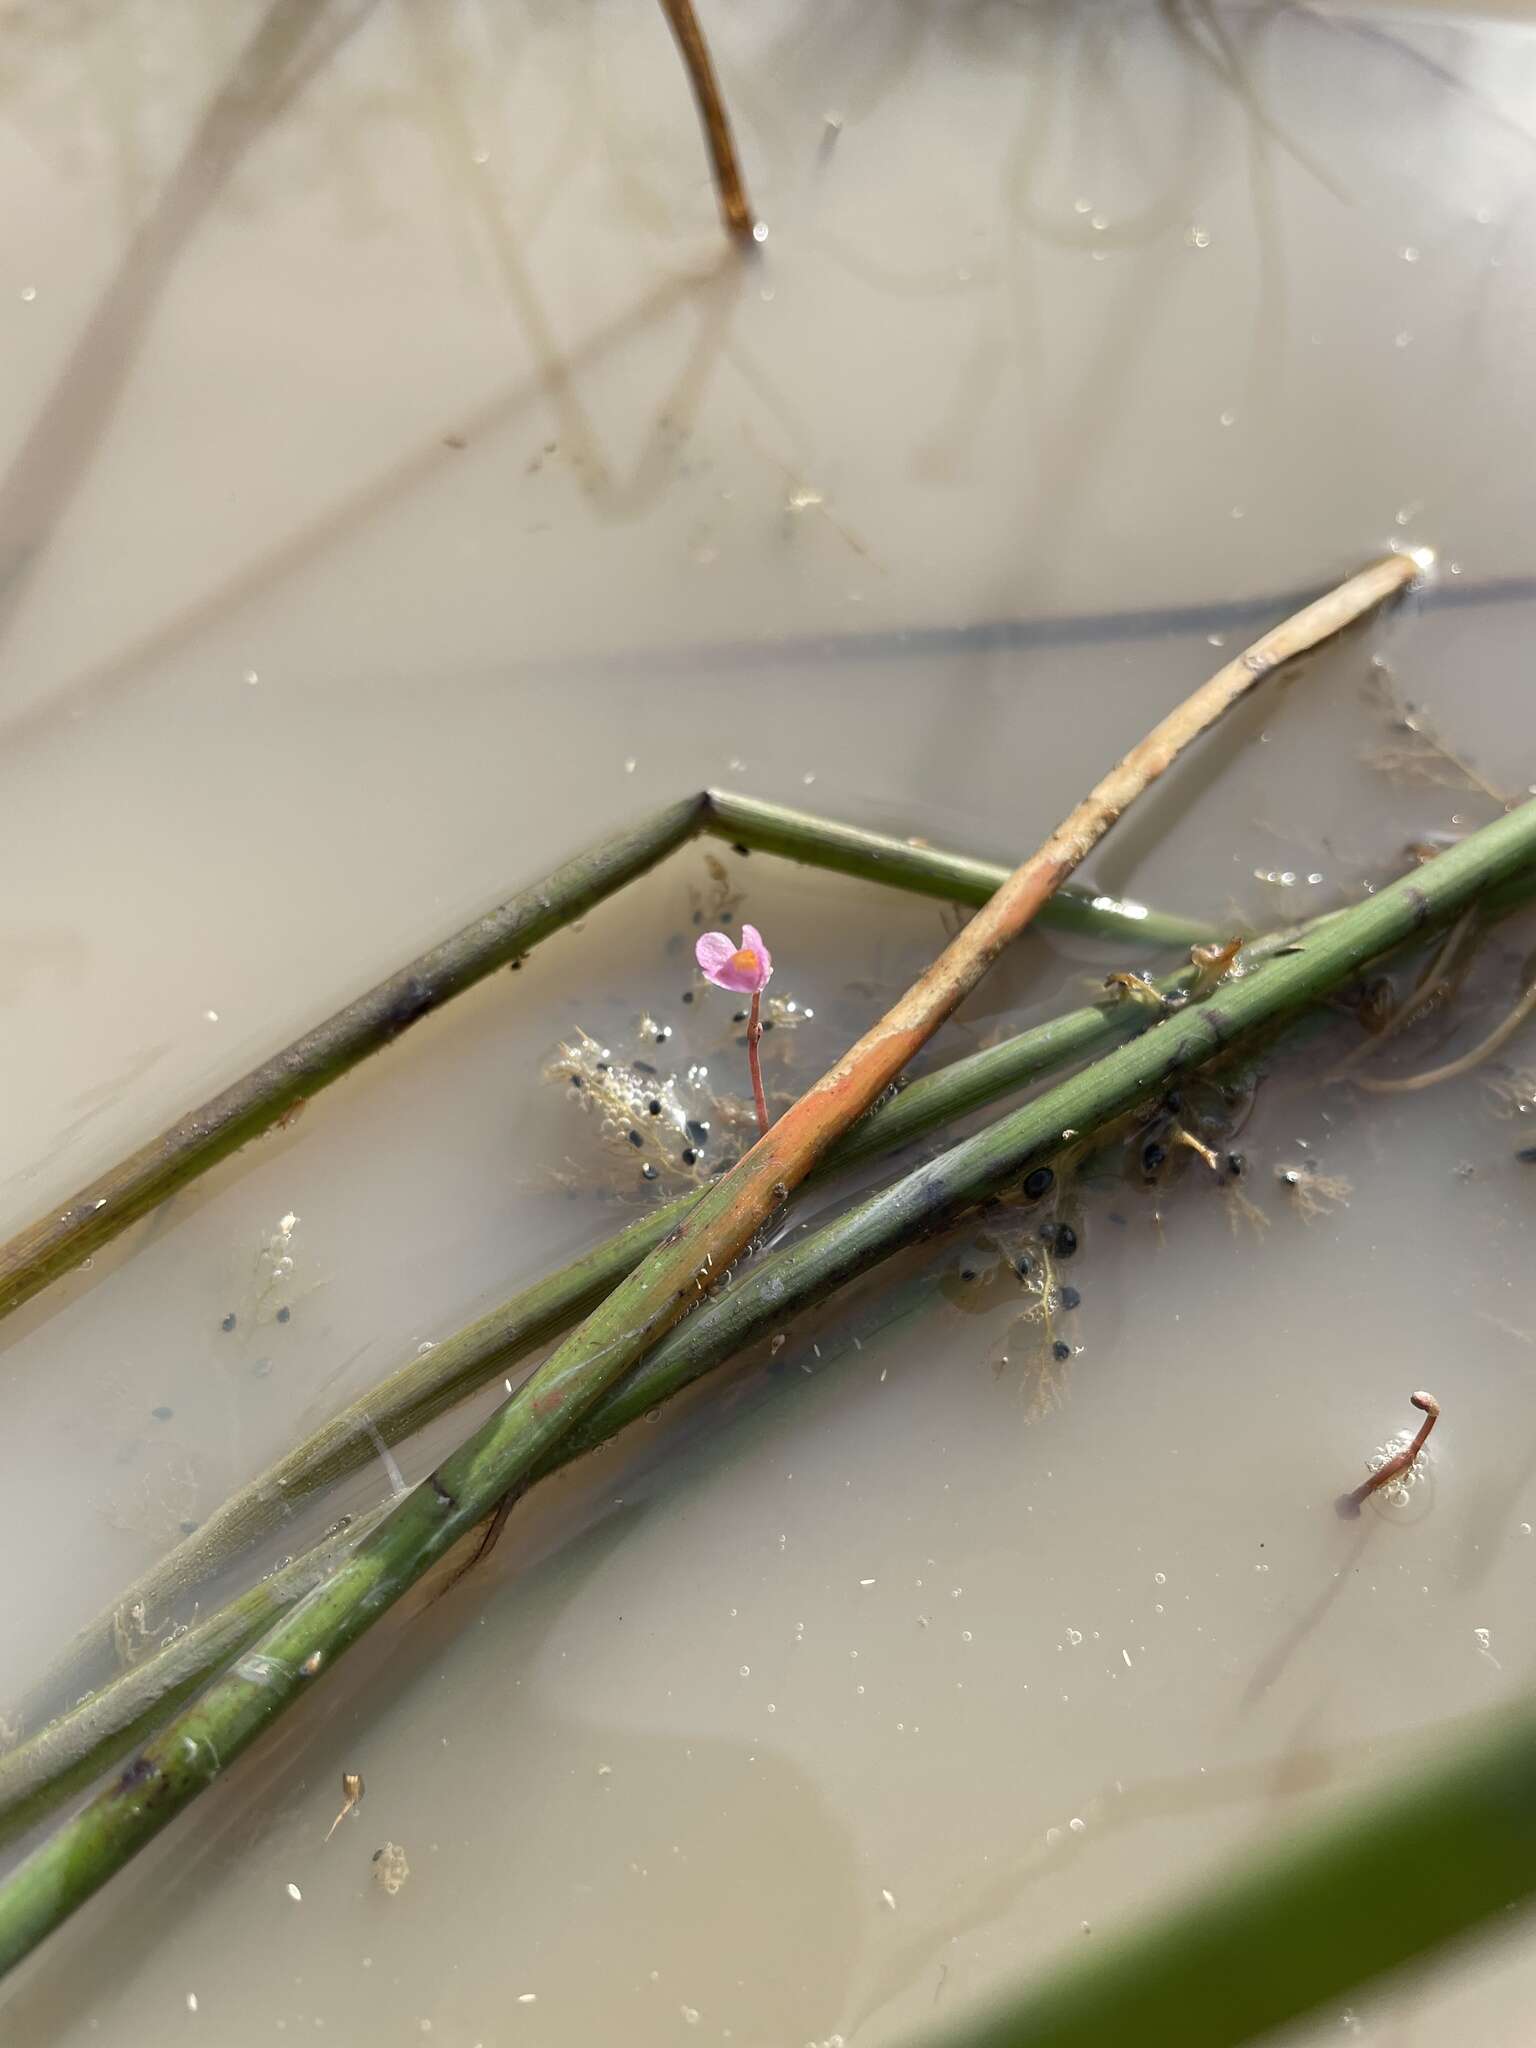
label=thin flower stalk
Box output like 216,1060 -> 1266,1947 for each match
696,922 -> 774,1134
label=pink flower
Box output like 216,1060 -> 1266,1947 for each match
695,923 -> 773,995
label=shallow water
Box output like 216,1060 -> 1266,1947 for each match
2,2 -> 1535,2042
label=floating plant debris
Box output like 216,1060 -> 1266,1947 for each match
325,1772 -> 365,1841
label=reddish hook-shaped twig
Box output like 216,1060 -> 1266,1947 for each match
1337,1390 -> 1439,1518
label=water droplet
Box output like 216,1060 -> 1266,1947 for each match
880,1888 -> 896,1910
242,668 -> 259,686
1218,409 -> 1236,427
751,222 -> 769,244
517,1993 -> 537,2005
624,757 -> 636,774
18,285 -> 36,303
1073,197 -> 1092,214
1185,225 -> 1211,248
1154,1572 -> 1167,1585
738,1665 -> 750,1678
1229,505 -> 1245,520
1475,1627 -> 1491,1649
1065,1628 -> 1083,1646
286,1882 -> 303,1902
204,1009 -> 220,1024
1394,330 -> 1413,348
1401,245 -> 1420,263
1207,633 -> 1226,648
1521,1523 -> 1532,1536
681,2007 -> 700,2026
803,771 -> 817,785
186,1994 -> 199,2014
1068,1816 -> 1086,1834
961,1630 -> 973,1642
1090,212 -> 1109,232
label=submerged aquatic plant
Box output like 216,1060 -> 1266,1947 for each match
696,922 -> 774,1136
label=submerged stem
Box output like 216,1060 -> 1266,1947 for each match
1355,968 -> 1536,1094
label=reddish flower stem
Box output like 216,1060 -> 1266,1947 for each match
1338,1391 -> 1439,1517
747,990 -> 770,1137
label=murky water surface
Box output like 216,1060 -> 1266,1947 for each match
2,4 -> 1535,2042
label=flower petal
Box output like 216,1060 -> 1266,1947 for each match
739,925 -> 773,987
695,931 -> 737,984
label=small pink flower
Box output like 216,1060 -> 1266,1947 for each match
696,923 -> 773,994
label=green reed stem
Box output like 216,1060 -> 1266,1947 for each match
1,799 -> 1530,1975
20,904 -> 1298,1752
893,1694 -> 1536,2048
0,793 -> 1203,1328
704,790 -> 1216,948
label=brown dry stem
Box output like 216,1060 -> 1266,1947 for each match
656,0 -> 755,241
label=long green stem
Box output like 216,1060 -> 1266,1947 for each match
0,915 -> 1341,1836
1,794 -> 1528,1975
893,1694 -> 1536,2048
0,796 -> 706,1324
0,793 -> 1204,1328
704,790 -> 1217,948
0,1506 -> 393,1846
19,911 -> 1267,1744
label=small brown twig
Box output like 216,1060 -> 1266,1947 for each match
656,0 -> 755,242
747,990 -> 770,1137
1337,1391 -> 1439,1517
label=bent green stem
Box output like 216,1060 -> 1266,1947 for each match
703,790 -> 1217,949
0,792 -> 1207,1328
1,796 -> 1530,1973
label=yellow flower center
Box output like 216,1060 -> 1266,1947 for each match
730,947 -> 760,977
